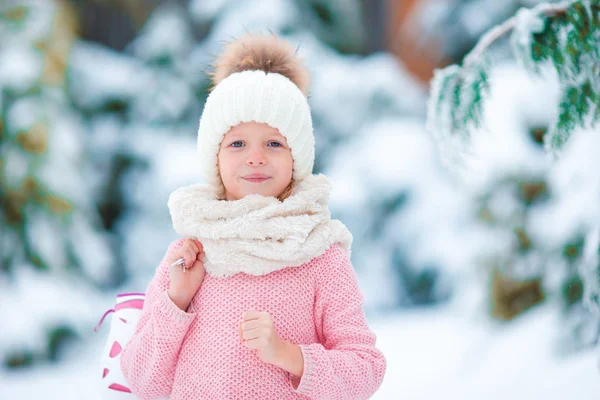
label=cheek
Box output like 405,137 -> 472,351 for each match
218,152 -> 233,174
280,154 -> 294,177
217,153 -> 230,181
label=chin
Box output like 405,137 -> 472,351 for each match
225,179 -> 285,200
239,188 -> 282,199
249,189 -> 278,197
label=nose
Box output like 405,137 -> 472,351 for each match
246,149 -> 267,166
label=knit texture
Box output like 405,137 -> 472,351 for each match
197,69 -> 315,187
120,238 -> 386,399
167,173 -> 353,278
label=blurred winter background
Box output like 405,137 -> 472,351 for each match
1,0 -> 599,398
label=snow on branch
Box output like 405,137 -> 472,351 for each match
463,1 -> 571,67
427,0 -> 600,174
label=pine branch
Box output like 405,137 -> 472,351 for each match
428,0 -> 600,174
464,1 -> 572,67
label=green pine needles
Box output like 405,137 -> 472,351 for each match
427,0 -> 600,168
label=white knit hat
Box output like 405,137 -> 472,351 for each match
197,35 -> 315,188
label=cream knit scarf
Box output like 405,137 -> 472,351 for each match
167,174 -> 353,278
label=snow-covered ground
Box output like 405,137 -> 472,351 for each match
1,300 -> 598,399
373,302 -> 600,399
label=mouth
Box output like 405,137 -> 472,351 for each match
242,174 -> 271,183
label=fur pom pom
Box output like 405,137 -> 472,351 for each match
209,34 -> 311,97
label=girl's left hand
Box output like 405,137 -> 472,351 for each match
239,310 -> 285,364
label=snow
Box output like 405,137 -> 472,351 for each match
68,42 -> 146,109
511,3 -> 549,72
130,68 -> 195,122
308,48 -> 426,139
426,64 -> 472,177
207,0 -> 298,39
527,126 -> 600,310
326,117 -> 483,309
329,118 -> 474,268
120,127 -> 204,210
3,147 -> 29,187
128,4 -> 195,62
68,212 -> 116,285
1,298 -> 598,399
581,228 -> 600,315
373,301 -> 600,399
35,100 -> 91,205
188,0 -> 235,23
0,266 -> 108,359
5,95 -> 43,133
437,62 -> 561,192
113,127 -> 204,282
0,45 -> 42,92
23,207 -> 68,271
529,127 -> 600,246
0,0 -> 55,44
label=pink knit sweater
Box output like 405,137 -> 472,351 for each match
120,238 -> 386,399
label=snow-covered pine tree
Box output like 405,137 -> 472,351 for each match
426,0 -> 600,334
66,0 -> 211,292
0,0 -> 117,368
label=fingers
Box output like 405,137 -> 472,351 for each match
183,238 -> 204,255
241,319 -> 261,331
242,310 -> 267,321
177,239 -> 206,271
240,314 -> 272,341
242,327 -> 263,341
240,319 -> 263,341
239,319 -> 261,341
183,248 -> 196,269
185,238 -> 200,254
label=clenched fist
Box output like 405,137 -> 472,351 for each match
167,238 -> 206,311
239,311 -> 285,365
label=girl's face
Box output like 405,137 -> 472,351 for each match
217,122 -> 293,201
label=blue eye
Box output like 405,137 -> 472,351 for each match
268,142 -> 282,147
231,141 -> 244,148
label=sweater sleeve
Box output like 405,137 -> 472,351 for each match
120,238 -> 197,400
288,243 -> 387,400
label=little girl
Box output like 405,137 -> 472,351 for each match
120,34 -> 387,400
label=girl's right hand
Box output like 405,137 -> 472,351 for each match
167,238 -> 206,311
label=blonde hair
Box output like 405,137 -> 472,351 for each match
277,179 -> 295,201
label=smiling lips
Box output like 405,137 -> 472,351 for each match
242,174 -> 271,183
